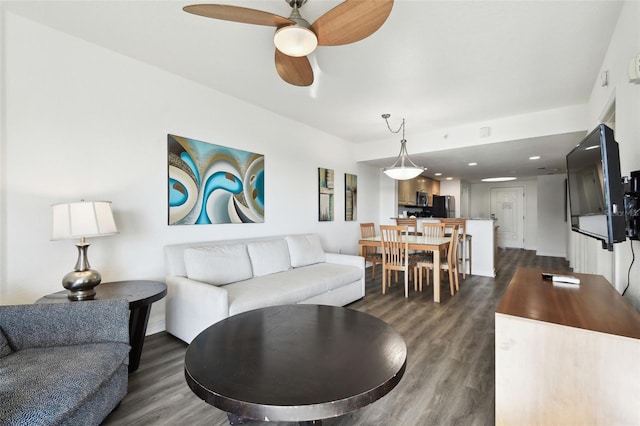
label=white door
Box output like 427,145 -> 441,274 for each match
491,187 -> 525,248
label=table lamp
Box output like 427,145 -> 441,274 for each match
51,200 -> 118,301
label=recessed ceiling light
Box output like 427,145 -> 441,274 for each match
434,173 -> 442,176
481,177 -> 518,182
446,177 -> 453,180
468,162 -> 478,166
529,156 -> 540,160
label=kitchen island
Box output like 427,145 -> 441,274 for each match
412,217 -> 498,277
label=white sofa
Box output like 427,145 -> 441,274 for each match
164,234 -> 365,343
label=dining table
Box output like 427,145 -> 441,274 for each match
358,234 -> 451,303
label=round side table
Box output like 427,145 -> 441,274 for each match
37,280 -> 167,372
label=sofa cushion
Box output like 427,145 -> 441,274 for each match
184,244 -> 253,285
0,327 -> 13,358
0,342 -> 130,425
227,263 -> 362,315
247,240 -> 291,277
286,234 -> 326,268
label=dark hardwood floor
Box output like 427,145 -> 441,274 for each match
103,248 -> 570,426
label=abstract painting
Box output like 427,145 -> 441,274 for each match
318,167 -> 334,221
345,173 -> 357,221
168,134 -> 264,225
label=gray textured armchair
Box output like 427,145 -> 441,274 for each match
0,299 -> 130,425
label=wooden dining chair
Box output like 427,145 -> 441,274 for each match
379,225 -> 417,298
395,217 -> 418,235
395,217 -> 423,264
359,222 -> 383,280
422,222 -> 447,276
422,222 -> 446,238
417,224 -> 460,296
441,218 -> 472,278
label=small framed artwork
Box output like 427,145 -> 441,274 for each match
345,173 -> 357,221
318,167 -> 334,221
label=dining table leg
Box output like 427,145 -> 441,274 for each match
433,248 -> 440,303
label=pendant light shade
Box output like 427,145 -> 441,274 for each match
381,115 -> 425,180
383,139 -> 425,180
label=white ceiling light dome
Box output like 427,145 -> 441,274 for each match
274,24 -> 317,57
273,4 -> 317,58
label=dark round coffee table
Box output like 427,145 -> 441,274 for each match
184,304 -> 407,425
37,280 -> 167,372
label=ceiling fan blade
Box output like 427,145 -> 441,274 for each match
312,0 -> 394,46
275,50 -> 314,87
183,4 -> 294,27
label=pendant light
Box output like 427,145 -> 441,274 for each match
381,114 -> 425,180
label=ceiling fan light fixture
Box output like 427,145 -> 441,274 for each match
274,24 -> 317,57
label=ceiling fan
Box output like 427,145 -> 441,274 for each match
183,0 -> 394,86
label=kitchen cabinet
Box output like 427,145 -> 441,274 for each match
427,179 -> 440,206
397,179 -> 416,205
397,177 -> 440,206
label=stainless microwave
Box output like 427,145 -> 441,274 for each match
416,192 -> 427,206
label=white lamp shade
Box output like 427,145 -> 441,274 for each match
383,167 -> 425,180
52,201 -> 118,240
274,25 -> 317,57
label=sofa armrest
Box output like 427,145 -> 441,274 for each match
165,276 -> 230,344
324,252 -> 365,271
0,299 -> 129,351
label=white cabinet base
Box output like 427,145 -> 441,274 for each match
496,313 -> 640,425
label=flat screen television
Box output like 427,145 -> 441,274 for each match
566,124 -> 626,250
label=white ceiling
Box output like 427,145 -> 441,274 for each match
3,0 -> 623,181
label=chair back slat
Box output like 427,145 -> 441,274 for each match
447,225 -> 459,265
395,217 -> 418,235
422,222 -> 446,238
380,225 -> 409,267
441,218 -> 467,240
360,223 -> 378,257
360,222 -> 376,238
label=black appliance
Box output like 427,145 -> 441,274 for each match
624,170 -> 640,240
432,195 -> 454,218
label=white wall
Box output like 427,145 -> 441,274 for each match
536,174 -> 567,257
0,13 -> 381,332
377,173 -> 397,226
571,0 -> 640,309
356,104 -> 588,163
469,179 -> 538,251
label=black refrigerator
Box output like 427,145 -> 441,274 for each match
432,195 -> 455,218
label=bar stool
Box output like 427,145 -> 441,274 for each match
441,218 -> 472,278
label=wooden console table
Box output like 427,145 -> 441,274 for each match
495,267 -> 640,425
